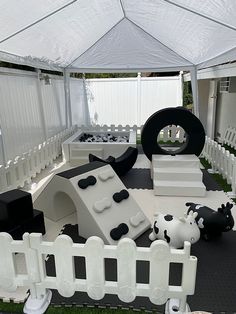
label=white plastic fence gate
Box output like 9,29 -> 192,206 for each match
0,232 -> 197,314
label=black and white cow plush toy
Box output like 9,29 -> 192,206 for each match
186,202 -> 234,240
149,211 -> 200,248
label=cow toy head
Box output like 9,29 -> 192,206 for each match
149,211 -> 200,249
179,211 -> 200,245
217,202 -> 234,231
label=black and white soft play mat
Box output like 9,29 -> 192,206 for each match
45,151 -> 236,314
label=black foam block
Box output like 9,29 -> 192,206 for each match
0,209 -> 45,239
0,189 -> 33,226
6,224 -> 24,240
89,147 -> 138,177
22,209 -> 45,235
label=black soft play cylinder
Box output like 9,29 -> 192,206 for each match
141,107 -> 206,160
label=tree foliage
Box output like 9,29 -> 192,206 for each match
183,81 -> 193,108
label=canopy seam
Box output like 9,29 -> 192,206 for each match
0,0 -> 78,44
161,0 -> 236,32
126,17 -> 194,66
65,17 -> 125,69
119,0 -> 126,18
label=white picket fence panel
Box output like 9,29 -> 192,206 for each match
222,126 -> 236,149
0,233 -> 197,313
86,75 -> 182,127
0,126 -> 77,193
80,124 -> 186,143
202,136 -> 236,196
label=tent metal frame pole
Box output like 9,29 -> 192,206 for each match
82,74 -> 91,127
190,67 -> 199,118
0,126 -> 7,166
63,69 -> 72,128
179,71 -> 183,107
35,68 -> 48,140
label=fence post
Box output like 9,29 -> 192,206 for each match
23,233 -> 52,314
227,156 -> 236,198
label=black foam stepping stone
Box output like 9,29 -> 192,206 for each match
78,175 -> 97,189
110,223 -> 129,241
112,189 -> 129,203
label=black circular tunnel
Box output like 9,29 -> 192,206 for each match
141,107 -> 205,161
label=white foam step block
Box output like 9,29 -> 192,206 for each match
154,180 -> 206,197
152,154 -> 201,169
153,167 -> 203,181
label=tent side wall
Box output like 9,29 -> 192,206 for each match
0,67 -> 88,162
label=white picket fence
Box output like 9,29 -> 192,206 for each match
222,126 -> 236,150
0,232 -> 197,313
80,124 -> 186,143
202,136 -> 236,196
0,126 -> 77,193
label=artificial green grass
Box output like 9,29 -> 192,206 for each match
0,301 -> 147,314
0,301 -> 24,313
199,158 -> 211,170
222,144 -> 236,156
200,158 -> 236,203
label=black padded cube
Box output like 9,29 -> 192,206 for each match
22,209 -> 46,235
0,189 -> 33,226
0,209 -> 46,239
7,224 -> 24,240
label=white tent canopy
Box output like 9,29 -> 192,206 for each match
1,0 -> 236,118
0,0 -> 236,72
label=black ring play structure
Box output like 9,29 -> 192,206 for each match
141,107 -> 205,160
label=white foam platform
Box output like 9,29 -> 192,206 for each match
152,155 -> 206,197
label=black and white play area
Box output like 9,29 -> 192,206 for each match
1,108 -> 236,314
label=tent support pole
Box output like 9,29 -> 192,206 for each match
35,69 -> 47,140
63,69 -> 72,128
82,74 -> 91,126
179,71 -> 183,107
190,67 -> 199,118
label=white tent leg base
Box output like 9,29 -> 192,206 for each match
23,290 -> 52,314
165,298 -> 190,314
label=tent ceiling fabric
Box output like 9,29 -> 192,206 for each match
0,0 -> 236,72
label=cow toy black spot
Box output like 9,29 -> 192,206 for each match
186,202 -> 234,240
